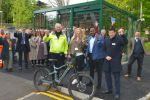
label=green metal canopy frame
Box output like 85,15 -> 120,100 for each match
33,0 -> 140,32
33,0 -> 141,61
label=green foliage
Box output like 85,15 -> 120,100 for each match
141,33 -> 150,51
104,0 -> 150,50
104,0 -> 150,32
10,0 -> 39,28
1,0 -> 13,23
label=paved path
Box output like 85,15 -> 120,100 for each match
0,55 -> 150,100
0,72 -> 73,100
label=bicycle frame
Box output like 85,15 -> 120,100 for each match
41,64 -> 72,85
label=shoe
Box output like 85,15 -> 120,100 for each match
124,74 -> 131,77
9,68 -> 13,72
137,77 -> 141,81
25,66 -> 30,69
72,79 -> 78,84
102,90 -> 113,94
86,82 -> 92,86
114,95 -> 120,100
32,64 -> 35,67
7,68 -> 13,72
96,85 -> 101,90
19,67 -> 22,70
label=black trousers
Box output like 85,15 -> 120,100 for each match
19,45 -> 28,68
31,60 -> 36,64
46,47 -> 50,65
127,54 -> 144,77
105,63 -> 120,95
38,59 -> 45,64
89,53 -> 102,86
50,53 -> 64,79
75,55 -> 84,81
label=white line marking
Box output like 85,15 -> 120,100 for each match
17,92 -> 35,100
139,92 -> 150,100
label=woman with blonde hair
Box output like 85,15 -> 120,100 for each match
68,28 -> 87,84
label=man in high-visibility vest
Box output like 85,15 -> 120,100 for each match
0,28 -> 6,38
0,28 -> 5,68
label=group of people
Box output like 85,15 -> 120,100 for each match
0,20 -> 150,100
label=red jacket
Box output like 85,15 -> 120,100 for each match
95,26 -> 101,35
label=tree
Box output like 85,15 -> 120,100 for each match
10,0 -> 38,28
104,0 -> 150,32
48,0 -> 70,7
36,0 -> 50,10
1,0 -> 13,23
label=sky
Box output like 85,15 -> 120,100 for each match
41,0 -> 93,5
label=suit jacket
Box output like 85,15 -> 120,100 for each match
129,34 -> 150,55
14,32 -> 31,52
1,38 -> 16,60
69,31 -> 74,40
116,34 -> 127,53
86,35 -> 104,60
102,34 -> 128,72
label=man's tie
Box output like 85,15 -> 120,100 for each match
22,33 -> 25,44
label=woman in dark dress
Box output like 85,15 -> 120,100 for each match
36,29 -> 48,64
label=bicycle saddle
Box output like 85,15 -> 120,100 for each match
48,59 -> 57,62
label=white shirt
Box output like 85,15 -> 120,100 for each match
22,32 -> 26,44
135,37 -> 140,42
89,37 -> 96,53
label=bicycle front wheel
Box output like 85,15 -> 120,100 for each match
68,74 -> 96,100
33,68 -> 52,92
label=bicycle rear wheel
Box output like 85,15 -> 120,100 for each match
68,74 -> 96,100
33,68 -> 52,92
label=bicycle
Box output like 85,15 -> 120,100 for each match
33,54 -> 96,100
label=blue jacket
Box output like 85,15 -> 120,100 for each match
69,31 -> 74,40
86,35 -> 104,60
1,38 -> 16,60
102,34 -> 128,72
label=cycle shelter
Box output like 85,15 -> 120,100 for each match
33,0 -> 140,63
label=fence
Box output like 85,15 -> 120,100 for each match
0,23 -> 33,29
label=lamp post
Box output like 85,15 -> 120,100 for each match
0,11 -> 2,28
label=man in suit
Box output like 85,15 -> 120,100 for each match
111,21 -> 127,76
102,27 -> 128,100
86,27 -> 104,90
69,25 -> 77,40
14,27 -> 31,70
124,30 -> 150,81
